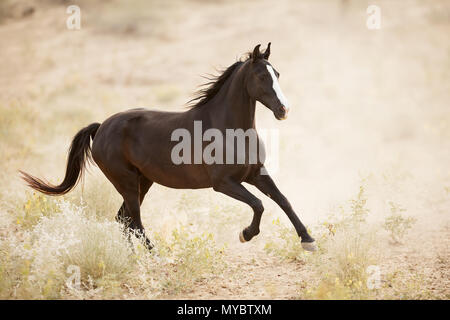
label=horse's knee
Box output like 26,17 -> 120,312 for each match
251,199 -> 264,214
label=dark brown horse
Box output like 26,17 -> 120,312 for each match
20,43 -> 316,252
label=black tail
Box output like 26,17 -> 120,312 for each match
20,122 -> 101,195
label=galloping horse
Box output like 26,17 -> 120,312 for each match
20,43 -> 316,252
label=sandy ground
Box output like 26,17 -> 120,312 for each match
0,0 -> 449,299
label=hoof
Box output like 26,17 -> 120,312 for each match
239,230 -> 247,243
301,241 -> 317,252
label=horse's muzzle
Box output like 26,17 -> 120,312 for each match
274,105 -> 289,120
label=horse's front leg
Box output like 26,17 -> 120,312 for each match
212,178 -> 264,242
249,170 -> 317,251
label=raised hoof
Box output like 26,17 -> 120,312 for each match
239,230 -> 247,243
301,241 -> 317,252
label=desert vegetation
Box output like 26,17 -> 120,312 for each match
0,0 -> 449,299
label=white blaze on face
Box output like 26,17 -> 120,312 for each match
266,65 -> 289,111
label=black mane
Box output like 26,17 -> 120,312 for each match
188,54 -> 251,108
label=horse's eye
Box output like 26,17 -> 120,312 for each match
276,72 -> 280,79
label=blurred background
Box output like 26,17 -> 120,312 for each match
0,0 -> 448,299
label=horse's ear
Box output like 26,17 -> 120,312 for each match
263,42 -> 271,60
252,44 -> 262,62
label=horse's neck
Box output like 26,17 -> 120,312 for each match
206,65 -> 256,130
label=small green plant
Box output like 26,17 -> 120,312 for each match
321,185 -> 370,234
16,201 -> 135,298
16,192 -> 59,229
144,226 -> 226,295
383,202 -> 416,244
300,184 -> 380,299
303,228 -> 378,300
303,275 -> 356,300
264,218 -> 307,262
349,185 -> 369,223
68,177 -> 122,221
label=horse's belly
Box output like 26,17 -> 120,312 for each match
139,163 -> 212,189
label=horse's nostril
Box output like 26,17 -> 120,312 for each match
280,105 -> 289,113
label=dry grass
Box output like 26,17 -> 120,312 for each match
265,184 -> 441,299
383,201 -> 416,244
302,186 -> 381,299
0,198 -> 225,299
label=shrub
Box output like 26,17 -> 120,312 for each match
135,226 -> 226,295
29,201 -> 134,282
299,184 -> 381,299
67,176 -> 122,221
15,192 -> 59,229
2,201 -> 134,299
383,202 -> 416,244
264,218 -> 307,262
305,228 -> 379,299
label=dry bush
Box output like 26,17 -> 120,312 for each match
1,201 -> 134,299
262,184 -> 381,299
264,218 -> 307,262
30,201 -> 133,281
133,226 -> 226,296
383,201 -> 416,244
68,175 -> 122,222
306,226 -> 379,299
1,196 -> 227,299
15,192 -> 59,229
302,185 -> 381,299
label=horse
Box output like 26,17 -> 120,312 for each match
20,43 -> 317,252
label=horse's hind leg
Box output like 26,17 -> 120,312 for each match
105,165 -> 154,250
122,183 -> 154,250
116,177 -> 153,224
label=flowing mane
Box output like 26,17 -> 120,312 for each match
188,54 -> 251,108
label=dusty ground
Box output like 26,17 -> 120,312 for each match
0,0 -> 449,299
